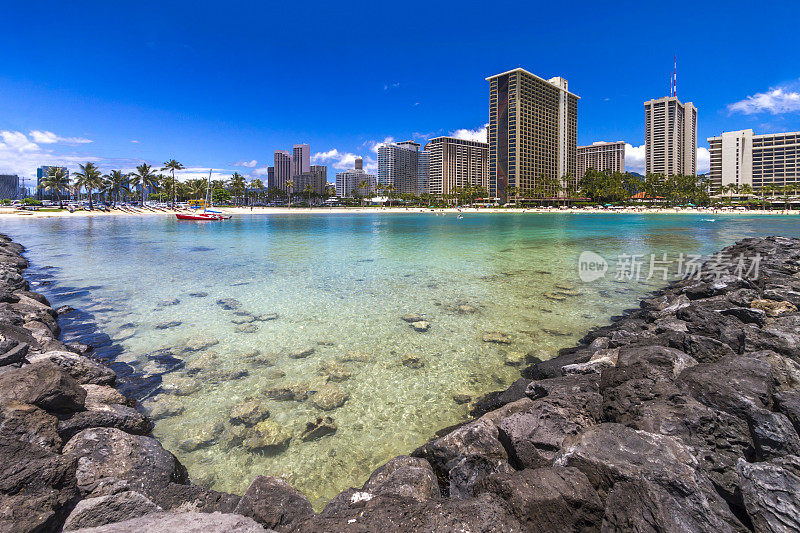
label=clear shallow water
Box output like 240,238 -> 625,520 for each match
1,212 -> 799,507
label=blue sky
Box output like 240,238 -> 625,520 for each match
2,0 -> 800,183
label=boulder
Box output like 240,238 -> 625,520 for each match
234,476 -> 313,531
149,482 -> 240,513
0,401 -> 62,452
471,377 -> 532,417
216,298 -> 242,310
362,456 -> 440,502
0,361 -> 86,412
57,403 -> 153,441
28,350 -> 116,386
498,395 -> 599,470
751,298 -> 798,317
82,385 -> 131,407
0,435 -> 79,533
475,467 -> 603,532
482,332 -> 511,344
410,320 -> 430,332
738,456 -> 800,533
412,418 -> 512,499
557,423 -> 745,532
63,427 -> 187,502
62,491 -> 162,531
66,511 -> 269,532
0,339 -> 27,366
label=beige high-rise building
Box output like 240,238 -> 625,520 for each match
424,137 -> 489,197
487,68 -> 578,201
577,141 -> 626,178
644,96 -> 697,176
707,129 -> 800,192
273,150 -> 294,191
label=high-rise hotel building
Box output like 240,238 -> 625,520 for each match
293,144 -> 311,175
577,141 -> 625,178
273,150 -> 294,191
377,140 -> 428,195
425,137 -> 489,197
707,129 -> 800,192
644,96 -> 697,176
486,68 -> 578,200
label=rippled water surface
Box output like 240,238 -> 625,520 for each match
2,212 -> 799,506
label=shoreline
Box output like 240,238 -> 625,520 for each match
1,234 -> 799,531
1,205 -> 799,218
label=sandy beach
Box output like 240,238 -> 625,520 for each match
1,205 -> 798,218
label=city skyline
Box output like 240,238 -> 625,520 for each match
1,1 -> 800,183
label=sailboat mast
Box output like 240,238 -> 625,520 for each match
205,169 -> 212,211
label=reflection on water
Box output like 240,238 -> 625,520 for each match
2,213 -> 799,507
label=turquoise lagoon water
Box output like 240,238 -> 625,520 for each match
1,212 -> 799,506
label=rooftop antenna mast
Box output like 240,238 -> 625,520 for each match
671,55 -> 677,98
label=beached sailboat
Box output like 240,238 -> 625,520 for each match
176,170 -> 232,220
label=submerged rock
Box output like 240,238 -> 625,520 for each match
402,354 -> 425,369
188,291 -> 208,298
401,313 -> 424,323
319,360 -> 352,382
157,298 -> 180,307
229,400 -> 270,427
182,336 -> 219,352
216,298 -> 242,310
482,332 -> 511,344
265,383 -> 310,402
410,320 -> 430,332
242,420 -> 291,454
289,347 -> 315,359
301,416 -> 338,441
254,313 -> 278,321
312,384 -> 349,411
231,315 -> 255,325
235,323 -> 258,333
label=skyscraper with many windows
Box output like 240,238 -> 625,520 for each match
577,142 -> 626,179
377,141 -> 428,195
707,129 -> 800,192
487,68 -> 578,201
273,151 -> 294,191
644,96 -> 697,176
424,137 -> 489,198
293,144 -> 310,175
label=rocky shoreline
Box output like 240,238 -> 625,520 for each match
2,233 -> 800,532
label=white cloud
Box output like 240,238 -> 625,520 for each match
252,167 -> 271,176
365,137 -> 394,154
625,143 -> 646,175
383,82 -> 400,91
728,81 -> 800,115
0,130 -> 99,180
235,159 -> 258,168
697,147 -> 710,175
313,149 -> 376,172
29,130 -> 93,145
131,140 -> 139,144
450,124 -> 488,143
624,143 -> 710,175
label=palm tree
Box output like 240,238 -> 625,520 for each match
129,164 -> 157,206
229,172 -> 246,206
103,170 -> 129,206
303,184 -> 315,207
161,159 -> 184,207
357,180 -> 369,206
73,162 -> 104,209
250,179 -> 265,205
38,167 -> 71,208
285,179 -> 295,207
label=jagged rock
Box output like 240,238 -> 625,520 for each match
498,395 -> 599,470
233,475 -> 313,531
303,492 -> 521,533
242,420 -> 291,454
63,427 -> 187,502
0,339 -> 27,366
57,403 -> 152,441
775,390 -> 800,434
751,298 -> 798,317
362,456 -> 439,502
62,491 -> 162,531
229,400 -> 270,427
312,384 -> 349,411
738,456 -> 800,533
0,361 -> 86,412
557,423 -> 746,531
561,357 -> 614,375
66,511 -> 268,532
475,467 -> 603,532
0,401 -> 62,452
28,350 -> 116,386
300,417 -> 337,441
413,418 -> 512,499
0,435 -> 79,533
150,482 -> 240,513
